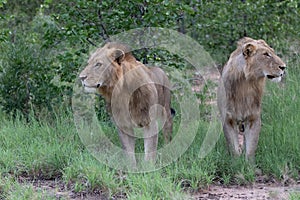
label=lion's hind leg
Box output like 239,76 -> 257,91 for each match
162,108 -> 173,143
143,122 -> 159,163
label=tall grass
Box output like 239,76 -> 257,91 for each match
0,56 -> 299,199
257,54 -> 300,180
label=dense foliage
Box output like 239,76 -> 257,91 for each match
0,0 -> 299,116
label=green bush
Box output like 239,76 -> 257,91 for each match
0,31 -> 65,117
0,0 -> 299,116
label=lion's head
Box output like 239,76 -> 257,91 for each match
79,42 -> 135,93
239,37 -> 286,82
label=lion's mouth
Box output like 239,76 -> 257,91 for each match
82,85 -> 97,93
266,75 -> 277,79
83,84 -> 95,88
81,81 -> 102,88
266,74 -> 283,83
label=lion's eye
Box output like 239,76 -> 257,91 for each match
263,52 -> 271,58
94,62 -> 102,68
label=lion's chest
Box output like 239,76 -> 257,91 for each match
226,80 -> 263,119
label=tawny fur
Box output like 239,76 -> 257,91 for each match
79,42 -> 173,167
217,37 -> 286,163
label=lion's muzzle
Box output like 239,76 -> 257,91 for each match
266,64 -> 286,82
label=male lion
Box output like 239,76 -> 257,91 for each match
217,37 -> 286,163
79,42 -> 173,167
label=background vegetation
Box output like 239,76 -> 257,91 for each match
0,0 -> 299,199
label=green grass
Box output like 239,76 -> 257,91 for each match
258,54 -> 300,180
0,56 -> 299,199
289,192 -> 300,200
0,177 -> 56,200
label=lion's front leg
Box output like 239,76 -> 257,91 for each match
223,120 -> 241,157
245,118 -> 261,164
117,128 -> 136,168
143,122 -> 158,162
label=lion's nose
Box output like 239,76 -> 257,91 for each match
79,75 -> 87,81
279,65 -> 286,71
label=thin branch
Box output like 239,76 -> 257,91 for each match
97,1 -> 110,41
75,8 -> 99,45
86,38 -> 97,47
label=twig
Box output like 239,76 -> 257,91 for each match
86,38 -> 97,47
75,8 -> 99,45
97,1 -> 110,41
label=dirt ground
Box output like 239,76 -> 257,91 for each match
194,183 -> 300,200
30,179 -> 300,200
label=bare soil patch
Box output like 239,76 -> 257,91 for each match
25,178 -> 300,200
194,183 -> 300,200
23,179 -> 109,200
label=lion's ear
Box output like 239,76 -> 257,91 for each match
243,43 -> 256,59
112,49 -> 125,65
